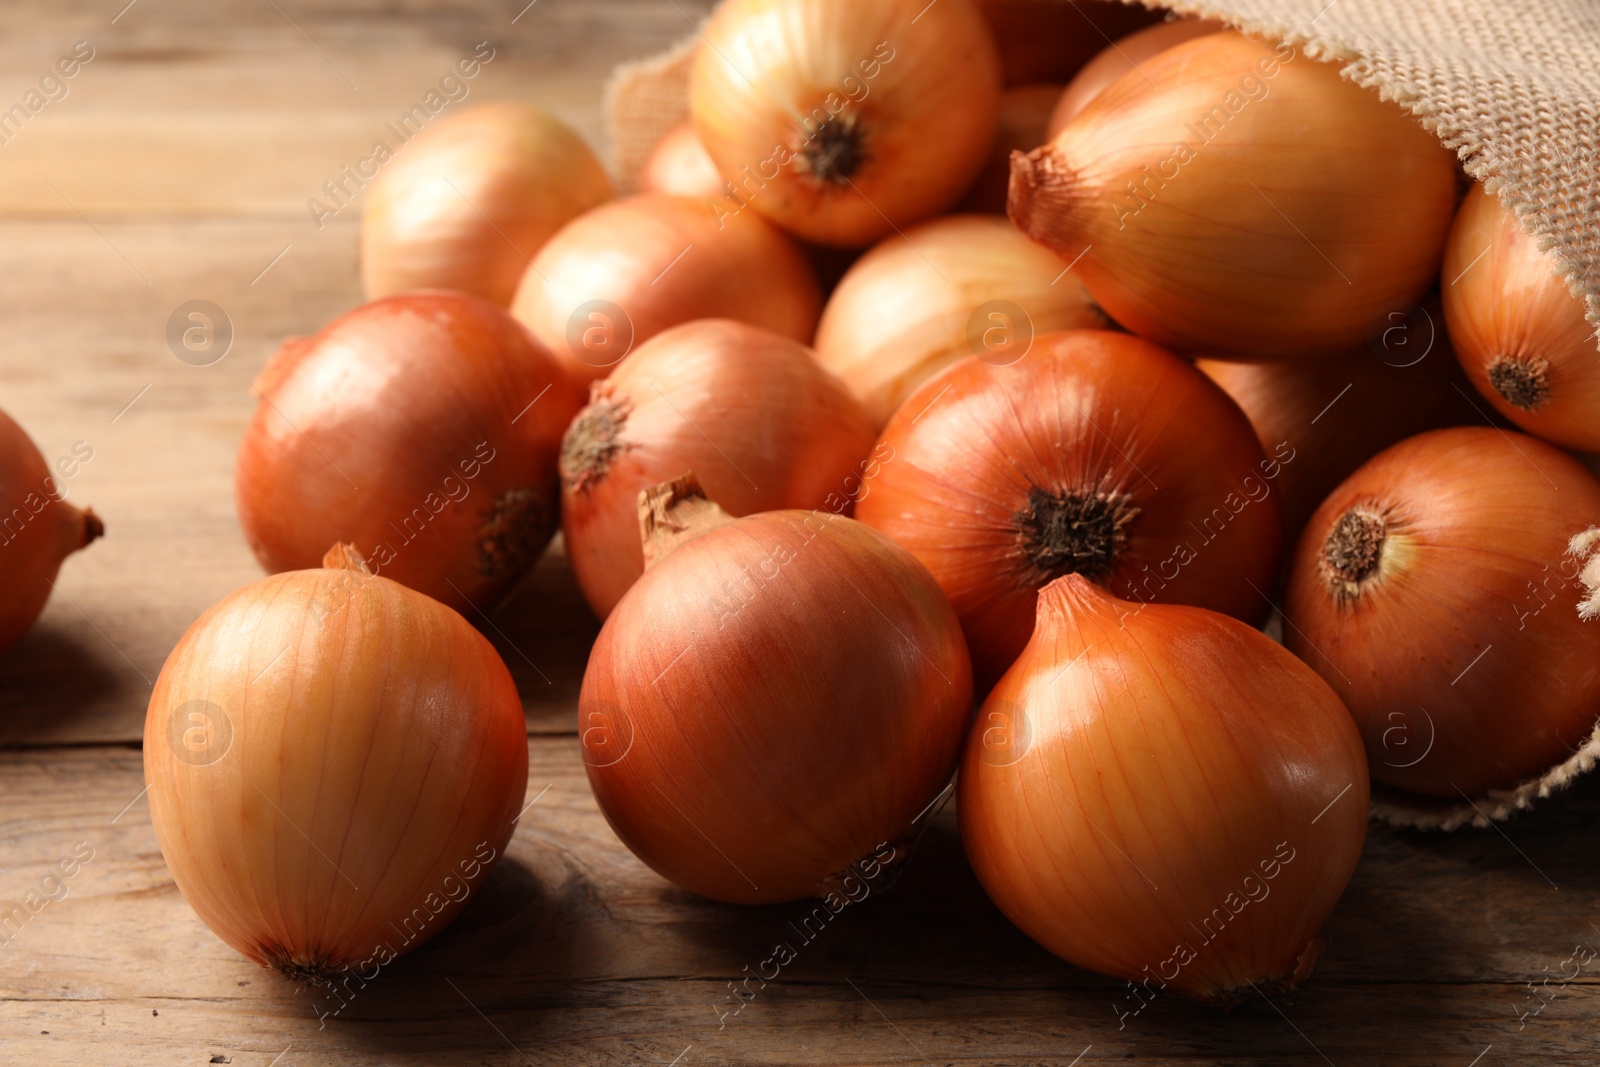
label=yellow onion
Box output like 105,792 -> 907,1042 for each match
361,102 -> 612,307
236,292 -> 581,616
560,319 -> 875,619
1046,18 -> 1223,136
689,0 -> 1001,247
979,0 -> 1159,86
959,84 -> 1064,214
510,193 -> 821,387
0,409 -> 101,655
1443,183 -> 1600,450
962,575 -> 1368,1003
581,474 -> 972,904
1197,310 -> 1482,539
145,545 -> 528,985
814,215 -> 1105,427
638,121 -> 728,200
1284,427 -> 1600,796
1011,31 -> 1457,359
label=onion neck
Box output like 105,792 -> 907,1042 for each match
1014,486 -> 1140,588
1486,354 -> 1550,410
639,472 -> 734,569
1007,144 -> 1091,260
1037,572 -> 1123,623
323,542 -> 374,575
1320,506 -> 1388,604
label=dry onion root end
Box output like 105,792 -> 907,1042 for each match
477,486 -> 555,582
1319,505 -> 1389,605
558,386 -> 633,493
1486,355 -> 1551,410
794,112 -> 868,187
1013,486 -> 1140,586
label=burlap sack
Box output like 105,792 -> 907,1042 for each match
603,0 -> 1600,829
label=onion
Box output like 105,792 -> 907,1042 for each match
144,544 -> 528,985
638,121 -> 727,200
581,474 -> 972,904
959,84 -> 1064,214
560,319 -> 876,619
1442,183 -> 1600,450
236,291 -> 581,615
814,215 -> 1106,428
0,409 -> 101,655
509,193 -> 821,387
979,0 -> 1159,86
361,102 -> 612,307
855,330 -> 1281,688
961,574 -> 1368,1003
1046,18 -> 1223,136
1197,312 -> 1482,539
1010,31 -> 1457,359
688,0 -> 1002,247
1283,427 -> 1600,796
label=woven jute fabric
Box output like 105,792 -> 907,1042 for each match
603,1 -> 1600,828
605,0 -> 1600,329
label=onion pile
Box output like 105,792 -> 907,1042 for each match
116,0 -> 1598,1012
581,474 -> 972,903
0,408 -> 101,655
361,102 -> 612,307
145,544 -> 528,983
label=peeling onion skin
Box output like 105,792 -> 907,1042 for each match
510,194 -> 822,388
1010,31 -> 1457,359
855,330 -> 1281,690
689,0 -> 1002,248
559,320 -> 875,620
1443,183 -> 1600,451
0,409 -> 102,656
581,477 -> 973,905
815,215 -> 1106,429
1046,18 -> 1223,137
960,575 -> 1368,1003
361,102 -> 612,307
1284,426 -> 1600,797
144,549 -> 528,982
236,292 -> 581,616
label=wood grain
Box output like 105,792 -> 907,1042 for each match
2,0 -> 1599,1063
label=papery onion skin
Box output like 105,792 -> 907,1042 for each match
855,330 -> 1280,688
1046,18 -> 1223,137
1197,321 -> 1482,540
961,575 -> 1368,1002
979,0 -> 1160,86
1442,183 -> 1600,450
689,0 -> 1002,247
1011,31 -> 1457,359
814,215 -> 1106,428
960,84 -> 1064,214
361,102 -> 612,307
510,194 -> 821,387
144,547 -> 528,981
0,409 -> 101,656
639,121 -> 729,200
236,292 -> 580,616
581,476 -> 973,905
560,320 -> 875,619
1284,427 -> 1600,796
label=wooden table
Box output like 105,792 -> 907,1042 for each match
2,2 -> 1595,1063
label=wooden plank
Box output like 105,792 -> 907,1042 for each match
1,739 -> 1597,1065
